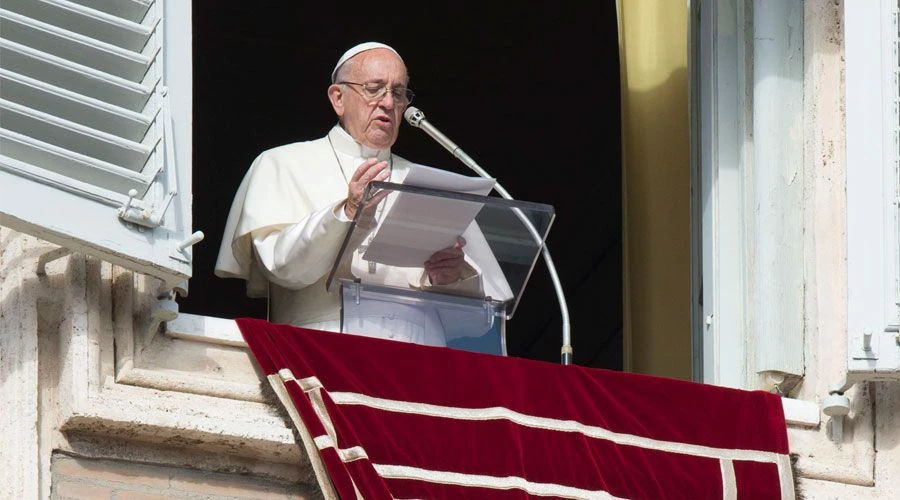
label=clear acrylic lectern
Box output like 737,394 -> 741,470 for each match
326,181 -> 554,356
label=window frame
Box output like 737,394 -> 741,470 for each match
693,0 -> 807,389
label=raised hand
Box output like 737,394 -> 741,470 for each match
344,158 -> 390,220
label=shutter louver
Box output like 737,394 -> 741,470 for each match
0,0 -> 195,288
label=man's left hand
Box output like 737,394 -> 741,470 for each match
424,236 -> 467,285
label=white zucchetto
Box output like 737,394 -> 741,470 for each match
331,41 -> 401,83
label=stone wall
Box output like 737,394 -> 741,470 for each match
51,453 -> 319,500
0,228 -> 317,499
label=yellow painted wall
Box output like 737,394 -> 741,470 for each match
617,0 -> 692,380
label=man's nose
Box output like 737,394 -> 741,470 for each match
378,91 -> 395,109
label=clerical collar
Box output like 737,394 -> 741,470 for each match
328,125 -> 392,161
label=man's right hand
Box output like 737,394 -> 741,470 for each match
344,158 -> 390,220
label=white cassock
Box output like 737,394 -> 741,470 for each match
215,125 -> 512,347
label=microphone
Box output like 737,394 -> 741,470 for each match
403,106 -> 573,365
404,106 -> 491,181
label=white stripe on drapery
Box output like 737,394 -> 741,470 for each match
328,388 -> 787,465
376,464 -> 626,500
286,374 -> 792,499
776,453 -> 797,500
268,373 -> 339,500
720,459 -> 737,500
312,435 -> 369,462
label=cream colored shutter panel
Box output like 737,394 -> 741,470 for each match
0,0 -> 195,288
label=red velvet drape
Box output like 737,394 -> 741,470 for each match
237,318 -> 793,499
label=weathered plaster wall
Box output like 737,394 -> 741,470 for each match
51,453 -> 318,499
1,229 -> 47,498
0,228 -> 318,499
789,1 -> 900,497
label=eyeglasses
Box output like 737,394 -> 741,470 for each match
338,81 -> 415,106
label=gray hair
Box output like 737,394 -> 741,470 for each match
333,58 -> 354,84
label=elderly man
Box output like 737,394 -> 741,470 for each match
215,42 -> 491,347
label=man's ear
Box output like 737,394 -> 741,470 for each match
327,84 -> 345,117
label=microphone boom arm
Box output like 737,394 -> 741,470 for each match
404,107 -> 573,365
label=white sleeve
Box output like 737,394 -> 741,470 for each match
252,201 -> 349,289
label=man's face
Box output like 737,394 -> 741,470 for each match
329,49 -> 409,150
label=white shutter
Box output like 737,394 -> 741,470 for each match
694,0 -> 806,387
694,0 -> 752,387
0,0 -> 196,289
845,0 -> 900,376
892,0 -> 900,346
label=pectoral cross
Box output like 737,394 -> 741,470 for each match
360,238 -> 377,274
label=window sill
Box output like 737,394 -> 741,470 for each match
166,313 -> 822,427
166,312 -> 246,347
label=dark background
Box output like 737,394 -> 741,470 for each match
182,2 -> 623,370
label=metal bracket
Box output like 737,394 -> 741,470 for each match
118,189 -> 177,229
482,296 -> 495,327
145,297 -> 179,341
887,324 -> 900,346
36,246 -> 72,276
116,87 -> 180,230
851,331 -> 879,360
169,231 -> 204,263
826,365 -> 900,444
822,372 -> 866,445
822,393 -> 851,444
